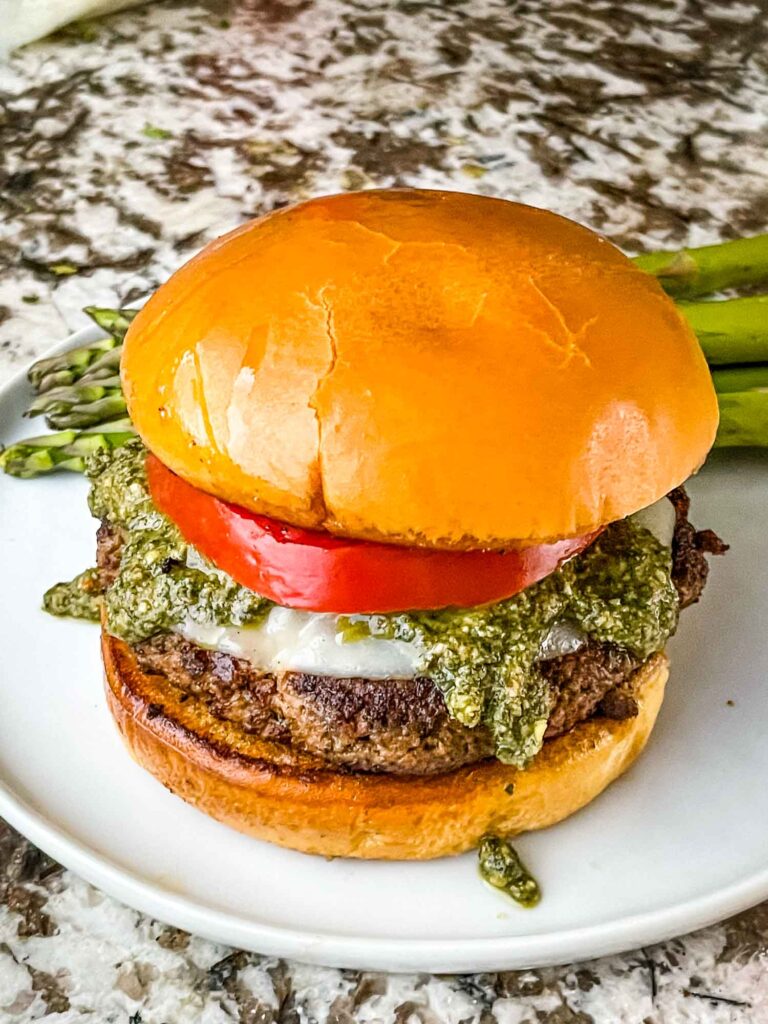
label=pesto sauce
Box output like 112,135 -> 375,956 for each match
49,441 -> 679,773
478,835 -> 541,908
43,568 -> 102,621
342,520 -> 677,768
53,441 -> 272,644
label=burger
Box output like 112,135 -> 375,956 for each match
83,189 -> 724,864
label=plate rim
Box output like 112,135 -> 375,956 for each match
1,329 -> 767,972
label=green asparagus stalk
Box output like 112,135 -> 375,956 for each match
27,377 -> 122,418
28,307 -> 135,392
4,308 -> 135,476
36,346 -> 124,393
0,420 -> 135,478
43,393 -> 128,430
711,366 -> 768,393
77,344 -> 123,380
83,306 -> 137,341
678,295 -> 768,365
28,336 -> 117,390
37,368 -> 89,393
715,390 -> 768,448
633,234 -> 768,299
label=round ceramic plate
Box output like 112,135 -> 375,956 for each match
1,327 -> 767,973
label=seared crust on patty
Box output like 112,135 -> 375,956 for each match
134,633 -> 492,775
542,642 -> 639,737
132,633 -> 650,775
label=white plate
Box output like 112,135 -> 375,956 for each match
1,327 -> 767,972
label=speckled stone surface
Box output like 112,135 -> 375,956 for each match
1,1 -> 768,1020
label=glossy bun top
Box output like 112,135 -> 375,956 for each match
122,189 -> 718,547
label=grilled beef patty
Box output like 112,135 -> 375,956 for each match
667,487 -> 728,607
98,491 -> 724,776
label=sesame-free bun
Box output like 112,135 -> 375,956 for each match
122,190 -> 717,548
102,628 -> 667,860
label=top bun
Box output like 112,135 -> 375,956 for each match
122,189 -> 718,548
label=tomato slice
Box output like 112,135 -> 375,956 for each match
146,454 -> 598,614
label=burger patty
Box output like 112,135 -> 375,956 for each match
667,486 -> 728,606
131,632 -> 644,775
97,490 -> 725,776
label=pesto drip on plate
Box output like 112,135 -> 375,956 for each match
45,440 -> 679,770
478,835 -> 541,908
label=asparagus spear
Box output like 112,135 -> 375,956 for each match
6,308 -> 135,474
27,377 -> 122,418
678,295 -> 768,364
83,306 -> 137,341
36,368 -> 91,393
36,345 -> 124,393
43,394 -> 128,430
711,366 -> 768,394
633,234 -> 768,298
27,307 -> 136,392
77,344 -> 123,380
715,390 -> 768,448
0,420 -> 135,478
28,336 -> 117,390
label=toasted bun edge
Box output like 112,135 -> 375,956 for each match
102,628 -> 668,859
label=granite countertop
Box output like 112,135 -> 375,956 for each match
1,1 -> 768,1020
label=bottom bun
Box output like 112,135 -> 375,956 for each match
102,630 -> 668,860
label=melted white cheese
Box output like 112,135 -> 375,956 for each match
629,495 -> 676,547
179,612 -> 591,680
537,621 -> 585,661
179,607 -> 425,679
179,496 -> 675,679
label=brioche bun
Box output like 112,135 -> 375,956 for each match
102,628 -> 667,860
122,189 -> 717,548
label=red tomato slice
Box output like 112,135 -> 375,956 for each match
146,454 -> 598,614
